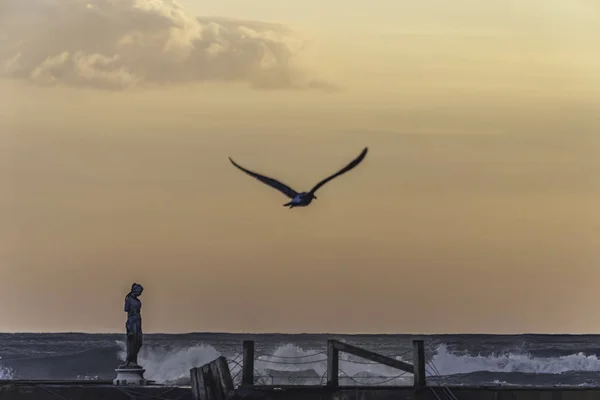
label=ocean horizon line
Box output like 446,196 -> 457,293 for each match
0,331 -> 598,336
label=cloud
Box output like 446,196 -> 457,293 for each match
0,0 -> 338,91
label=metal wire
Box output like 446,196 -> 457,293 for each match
255,351 -> 326,359
255,348 -> 412,366
337,368 -> 409,386
228,345 -> 417,388
426,360 -> 459,400
255,357 -> 328,365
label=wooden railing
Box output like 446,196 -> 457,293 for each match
326,339 -> 425,388
240,339 -> 426,389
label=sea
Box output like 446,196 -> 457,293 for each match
1,333 -> 600,387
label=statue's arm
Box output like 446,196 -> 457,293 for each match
124,297 -> 131,312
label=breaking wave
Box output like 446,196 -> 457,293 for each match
116,341 -> 221,384
431,344 -> 600,375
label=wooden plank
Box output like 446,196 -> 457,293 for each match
209,362 -> 222,400
190,367 -> 205,400
214,356 -> 235,394
202,364 -> 216,400
198,370 -> 207,400
331,340 -> 414,374
326,339 -> 339,387
197,367 -> 208,400
242,340 -> 255,386
412,340 -> 426,389
191,356 -> 234,400
209,361 -> 226,400
190,367 -> 198,400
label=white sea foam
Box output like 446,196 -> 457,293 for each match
116,341 -> 221,384
429,344 -> 600,375
0,357 -> 14,380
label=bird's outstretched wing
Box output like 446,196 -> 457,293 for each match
229,157 -> 299,199
309,147 -> 368,195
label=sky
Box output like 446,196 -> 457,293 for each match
0,0 -> 599,334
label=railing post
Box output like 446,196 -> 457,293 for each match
242,340 -> 255,386
412,340 -> 426,389
326,339 -> 339,387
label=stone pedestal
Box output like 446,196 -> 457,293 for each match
113,367 -> 148,386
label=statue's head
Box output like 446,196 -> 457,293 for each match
131,283 -> 144,296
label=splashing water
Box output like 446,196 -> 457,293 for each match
0,357 -> 15,379
116,341 -> 222,384
429,344 -> 600,376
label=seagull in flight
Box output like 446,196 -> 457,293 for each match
228,147 -> 368,208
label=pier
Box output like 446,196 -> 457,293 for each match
2,339 -> 600,400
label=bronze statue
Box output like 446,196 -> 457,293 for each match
121,282 -> 144,368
